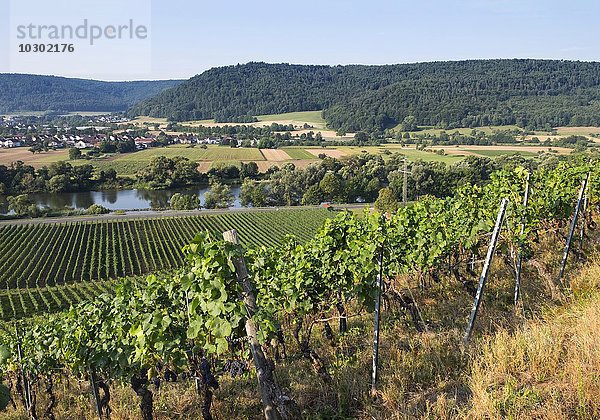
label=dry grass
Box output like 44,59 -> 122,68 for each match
467,262 -> 600,419
0,148 -> 69,167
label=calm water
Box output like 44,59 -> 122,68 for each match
0,186 -> 242,214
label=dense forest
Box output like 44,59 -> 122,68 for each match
0,74 -> 182,113
129,60 -> 600,132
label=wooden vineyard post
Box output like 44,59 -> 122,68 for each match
15,325 -> 32,415
514,172 -> 531,307
464,198 -> 508,344
557,173 -> 590,284
371,215 -> 386,395
89,366 -> 103,419
223,230 -> 300,420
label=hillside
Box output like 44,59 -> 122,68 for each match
0,74 -> 182,113
129,60 -> 600,132
467,261 -> 600,418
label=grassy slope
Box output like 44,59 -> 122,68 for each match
467,261 -> 600,419
256,110 -> 326,127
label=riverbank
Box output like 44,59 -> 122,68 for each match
0,203 -> 370,226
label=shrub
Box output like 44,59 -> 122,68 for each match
85,204 -> 110,215
170,193 -> 200,210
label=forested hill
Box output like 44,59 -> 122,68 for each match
129,60 -> 600,131
0,74 -> 182,113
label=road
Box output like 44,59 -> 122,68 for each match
0,203 -> 372,226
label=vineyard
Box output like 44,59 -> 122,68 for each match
0,158 -> 598,419
0,208 -> 332,320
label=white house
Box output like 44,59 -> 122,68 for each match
200,137 -> 220,145
1,140 -> 20,148
74,140 -> 92,149
134,137 -> 154,149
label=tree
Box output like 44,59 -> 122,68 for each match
319,172 -> 345,203
170,193 -> 200,210
29,144 -> 43,154
401,115 -> 418,132
137,156 -> 201,189
7,194 -> 40,217
239,161 -> 259,179
374,187 -> 398,213
48,174 -> 71,192
301,184 -> 323,205
99,169 -> 118,182
69,147 -> 82,160
354,131 -> 369,143
204,181 -> 234,209
240,179 -> 267,207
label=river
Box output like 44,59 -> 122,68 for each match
0,186 -> 242,214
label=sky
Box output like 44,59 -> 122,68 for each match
0,0 -> 599,81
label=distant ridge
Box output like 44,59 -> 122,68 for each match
129,60 -> 600,132
0,74 -> 183,114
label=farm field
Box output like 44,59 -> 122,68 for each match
71,159 -> 145,176
260,148 -> 292,161
0,208 -> 333,320
396,125 -> 522,135
255,110 -> 326,127
117,144 -> 265,162
432,144 -> 572,156
282,147 -> 320,159
129,111 -> 327,130
334,145 -> 466,164
461,149 -> 538,158
0,142 -> 576,176
396,124 -> 600,142
0,148 -> 69,167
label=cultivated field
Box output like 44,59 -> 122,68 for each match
334,145 -> 466,164
118,144 -> 264,162
128,111 -> 327,130
398,125 -> 522,135
306,148 -> 348,158
0,120 -> 581,177
0,148 -> 69,167
432,144 -> 572,157
282,147 -> 320,159
0,208 -> 333,320
1,142 -> 573,176
260,148 -> 292,161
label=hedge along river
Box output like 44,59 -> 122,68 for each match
0,185 -> 242,214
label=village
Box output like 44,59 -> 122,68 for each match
0,114 -> 247,152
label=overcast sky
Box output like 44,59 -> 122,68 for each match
1,0 -> 599,80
